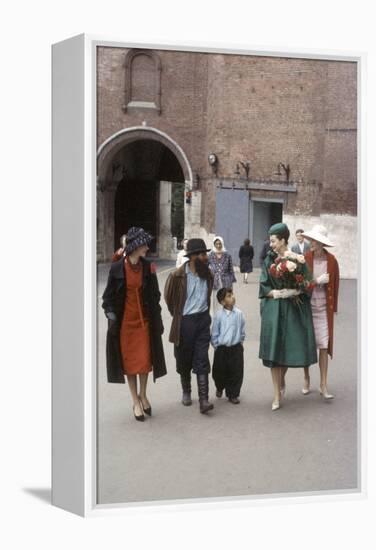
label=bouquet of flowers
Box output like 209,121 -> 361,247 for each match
269,253 -> 314,294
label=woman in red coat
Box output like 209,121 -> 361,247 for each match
103,227 -> 167,422
301,225 -> 340,399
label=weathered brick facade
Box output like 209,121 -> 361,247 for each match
97,46 -> 357,276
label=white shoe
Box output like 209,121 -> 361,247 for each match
319,387 -> 334,399
272,400 -> 280,411
302,377 -> 310,395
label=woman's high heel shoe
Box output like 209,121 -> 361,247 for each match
302,377 -> 310,395
133,405 -> 145,422
319,387 -> 334,400
272,400 -> 280,411
138,396 -> 152,416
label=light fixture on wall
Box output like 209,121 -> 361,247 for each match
208,153 -> 218,176
193,173 -> 201,191
97,177 -> 106,193
274,162 -> 290,182
112,162 -> 127,184
237,161 -> 251,179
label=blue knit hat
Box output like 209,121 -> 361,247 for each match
125,227 -> 153,255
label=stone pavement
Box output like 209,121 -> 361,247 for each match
96,262 -> 358,505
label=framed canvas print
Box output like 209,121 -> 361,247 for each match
52,34 -> 365,517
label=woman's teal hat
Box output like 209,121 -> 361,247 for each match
268,222 -> 289,236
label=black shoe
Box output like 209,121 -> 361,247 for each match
138,396 -> 152,416
133,405 -> 145,422
182,392 -> 192,406
216,389 -> 223,398
197,374 -> 214,414
180,374 -> 192,406
228,397 -> 240,404
200,400 -> 214,414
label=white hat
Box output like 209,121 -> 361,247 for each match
301,225 -> 334,247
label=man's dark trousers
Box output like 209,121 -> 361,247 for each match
212,343 -> 244,398
174,310 -> 211,375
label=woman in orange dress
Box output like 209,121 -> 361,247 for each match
103,227 -> 167,421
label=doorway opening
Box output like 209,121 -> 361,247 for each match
112,139 -> 185,256
115,179 -> 158,253
251,200 -> 283,267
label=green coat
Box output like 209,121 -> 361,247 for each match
259,252 -> 317,368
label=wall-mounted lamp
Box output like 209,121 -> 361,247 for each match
193,173 -> 201,191
274,162 -> 290,182
240,161 -> 251,179
112,162 -> 126,183
97,177 -> 106,193
208,153 -> 218,176
235,161 -> 251,179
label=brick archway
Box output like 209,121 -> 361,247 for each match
97,126 -> 193,189
96,127 -> 193,262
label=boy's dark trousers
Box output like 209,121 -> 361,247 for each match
212,343 -> 244,398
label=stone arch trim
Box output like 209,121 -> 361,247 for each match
97,126 -> 193,187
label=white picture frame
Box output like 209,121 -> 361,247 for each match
52,34 -> 366,517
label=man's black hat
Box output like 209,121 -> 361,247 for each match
184,238 -> 211,257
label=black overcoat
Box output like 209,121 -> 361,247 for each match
102,257 -> 167,383
239,245 -> 254,273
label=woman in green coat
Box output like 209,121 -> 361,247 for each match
259,223 -> 317,411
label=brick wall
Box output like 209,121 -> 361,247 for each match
97,46 -> 357,235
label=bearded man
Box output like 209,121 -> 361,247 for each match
164,238 -> 214,414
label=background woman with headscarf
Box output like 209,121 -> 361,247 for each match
300,225 -> 340,399
208,236 -> 237,312
259,223 -> 317,411
102,227 -> 167,422
208,236 -> 236,289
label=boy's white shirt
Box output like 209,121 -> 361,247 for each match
211,305 -> 246,348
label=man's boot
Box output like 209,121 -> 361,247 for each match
180,373 -> 192,406
197,374 -> 214,414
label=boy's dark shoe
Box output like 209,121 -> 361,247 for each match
228,397 -> 240,404
216,389 -> 223,398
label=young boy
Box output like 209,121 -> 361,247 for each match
211,288 -> 245,404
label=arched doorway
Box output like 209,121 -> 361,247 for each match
97,127 -> 193,262
113,139 -> 184,254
